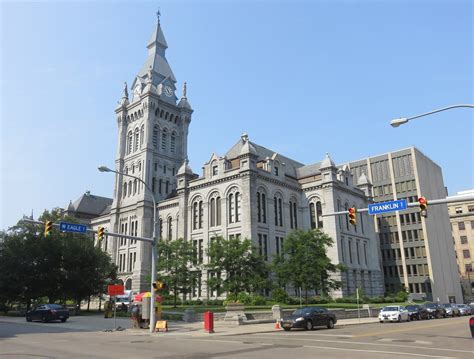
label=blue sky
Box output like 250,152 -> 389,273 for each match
1,0 -> 472,230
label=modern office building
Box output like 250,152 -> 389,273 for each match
447,190 -> 474,302
348,148 -> 463,303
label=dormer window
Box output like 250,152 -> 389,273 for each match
274,167 -> 279,176
212,165 -> 218,176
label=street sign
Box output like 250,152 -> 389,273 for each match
368,199 -> 407,215
59,222 -> 87,233
108,285 -> 125,296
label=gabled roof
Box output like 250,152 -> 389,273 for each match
225,138 -> 304,167
67,192 -> 113,217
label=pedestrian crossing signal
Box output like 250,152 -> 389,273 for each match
348,207 -> 357,226
153,281 -> 166,292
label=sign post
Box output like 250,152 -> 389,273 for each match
108,285 -> 124,330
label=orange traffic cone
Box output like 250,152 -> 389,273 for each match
275,321 -> 281,329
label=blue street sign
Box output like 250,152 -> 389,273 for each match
368,199 -> 407,215
59,222 -> 88,233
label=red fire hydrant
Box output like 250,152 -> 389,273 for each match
204,311 -> 214,333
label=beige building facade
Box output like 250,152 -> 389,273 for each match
447,190 -> 474,302
348,149 -> 463,303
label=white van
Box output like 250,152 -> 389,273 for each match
114,290 -> 133,311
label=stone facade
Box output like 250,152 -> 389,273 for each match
87,15 -> 384,297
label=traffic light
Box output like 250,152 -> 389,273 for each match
98,227 -> 105,241
44,221 -> 53,237
348,207 -> 357,226
152,280 -> 167,292
419,196 -> 428,218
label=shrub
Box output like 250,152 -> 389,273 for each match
250,294 -> 266,306
395,290 -> 408,302
271,288 -> 290,304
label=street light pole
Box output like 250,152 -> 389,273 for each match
390,104 -> 474,127
98,166 -> 158,333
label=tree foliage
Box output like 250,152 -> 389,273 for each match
156,238 -> 199,307
0,209 -> 116,309
272,229 -> 344,302
206,236 -> 270,298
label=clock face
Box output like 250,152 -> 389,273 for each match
164,86 -> 173,97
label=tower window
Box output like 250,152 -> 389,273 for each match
127,131 -> 133,154
170,132 -> 176,153
153,125 -> 159,149
162,129 -> 168,150
134,128 -> 139,152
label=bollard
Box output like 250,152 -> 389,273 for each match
204,311 -> 214,333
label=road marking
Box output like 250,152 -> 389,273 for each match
353,320 -> 464,339
262,332 -> 354,338
302,344 -> 454,358
253,335 -> 473,354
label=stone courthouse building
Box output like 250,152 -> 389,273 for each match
84,14 -> 384,298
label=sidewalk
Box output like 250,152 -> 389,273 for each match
128,316 -> 380,337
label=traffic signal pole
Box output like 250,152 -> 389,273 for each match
321,194 -> 474,217
22,218 -> 154,243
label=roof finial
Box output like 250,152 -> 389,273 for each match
156,7 -> 161,24
182,82 -> 187,99
123,81 -> 129,99
148,66 -> 153,83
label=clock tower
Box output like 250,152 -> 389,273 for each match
110,13 -> 193,292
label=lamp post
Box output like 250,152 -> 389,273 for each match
98,165 -> 158,333
390,104 -> 474,127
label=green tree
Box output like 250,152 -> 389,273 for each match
0,209 -> 117,309
272,229 -> 344,303
157,238 -> 199,307
206,236 -> 270,299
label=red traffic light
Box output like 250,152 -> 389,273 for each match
418,197 -> 427,205
348,207 -> 357,226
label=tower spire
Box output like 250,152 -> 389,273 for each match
156,7 -> 161,24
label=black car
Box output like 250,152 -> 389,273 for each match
421,303 -> 446,319
26,304 -> 70,323
406,305 -> 429,320
280,307 -> 337,331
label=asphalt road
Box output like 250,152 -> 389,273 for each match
1,316 -> 472,358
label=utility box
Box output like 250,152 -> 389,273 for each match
142,297 -> 150,320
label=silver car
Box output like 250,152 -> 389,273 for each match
454,304 -> 472,316
440,303 -> 461,317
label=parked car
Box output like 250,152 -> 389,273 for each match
378,306 -> 410,323
454,304 -> 471,316
280,307 -> 337,331
26,304 -> 69,323
440,303 -> 461,317
405,305 -> 429,320
421,303 -> 446,319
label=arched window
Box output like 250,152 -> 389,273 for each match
316,201 -> 323,228
257,191 -> 267,223
140,125 -> 145,147
165,180 -> 169,194
309,202 -> 316,229
159,218 -> 163,239
192,198 -> 203,230
216,196 -> 221,226
153,125 -> 159,149
161,129 -> 168,150
209,194 -> 221,227
274,196 -> 278,225
170,132 -> 176,153
134,128 -> 139,152
167,217 -> 173,240
229,193 -> 235,223
133,179 -> 137,195
289,199 -> 297,229
123,182 -> 127,198
236,192 -> 241,222
127,131 -> 133,154
128,181 -> 132,196
344,202 -> 349,230
210,198 -> 216,227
